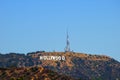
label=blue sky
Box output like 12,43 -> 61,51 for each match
0,0 -> 120,61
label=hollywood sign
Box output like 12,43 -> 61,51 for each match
39,56 -> 65,61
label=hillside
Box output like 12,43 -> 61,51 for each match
0,66 -> 75,80
0,51 -> 120,80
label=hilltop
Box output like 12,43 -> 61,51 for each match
0,51 -> 120,80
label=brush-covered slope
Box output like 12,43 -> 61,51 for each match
0,51 -> 120,80
0,66 -> 75,80
27,52 -> 120,80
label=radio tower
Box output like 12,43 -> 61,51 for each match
65,29 -> 70,52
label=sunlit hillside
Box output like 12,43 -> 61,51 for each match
0,51 -> 120,80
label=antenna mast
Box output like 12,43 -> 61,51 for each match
65,29 -> 70,52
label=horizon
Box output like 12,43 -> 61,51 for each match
0,0 -> 120,61
0,51 -> 119,62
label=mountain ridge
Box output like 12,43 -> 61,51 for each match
0,51 -> 120,80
